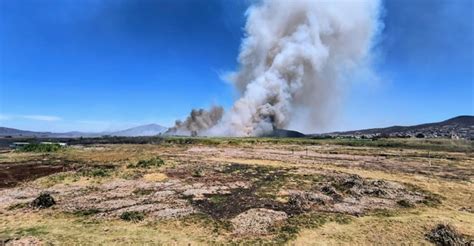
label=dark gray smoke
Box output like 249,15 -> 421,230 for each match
167,106 -> 224,136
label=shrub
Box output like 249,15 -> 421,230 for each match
192,169 -> 205,177
416,133 -> 426,138
120,211 -> 145,222
73,209 -> 101,217
426,224 -> 468,246
7,202 -> 28,211
128,157 -> 165,169
18,143 -> 62,152
397,199 -> 415,208
133,188 -> 154,196
31,193 -> 56,209
80,167 -> 111,177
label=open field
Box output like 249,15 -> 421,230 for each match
0,138 -> 473,245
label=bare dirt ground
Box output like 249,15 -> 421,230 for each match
0,138 -> 472,245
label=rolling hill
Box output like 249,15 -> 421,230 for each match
0,124 -> 168,138
328,116 -> 473,139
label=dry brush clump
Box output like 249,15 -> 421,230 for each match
31,193 -> 56,209
127,157 -> 165,169
120,211 -> 145,222
426,224 -> 472,246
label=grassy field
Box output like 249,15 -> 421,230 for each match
0,138 -> 472,245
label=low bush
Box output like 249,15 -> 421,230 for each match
80,167 -> 111,177
426,224 -> 468,246
31,193 -> 56,209
132,188 -> 154,196
128,157 -> 165,169
18,143 -> 62,152
73,209 -> 101,217
120,211 -> 145,222
192,169 -> 205,177
397,199 -> 415,208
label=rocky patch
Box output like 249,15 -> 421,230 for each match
231,208 -> 288,235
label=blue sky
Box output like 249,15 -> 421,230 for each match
0,0 -> 472,132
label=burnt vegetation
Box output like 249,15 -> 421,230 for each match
0,136 -> 471,244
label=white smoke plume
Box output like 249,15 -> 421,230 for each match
173,0 -> 382,136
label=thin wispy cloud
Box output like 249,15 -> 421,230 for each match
22,115 -> 62,122
0,114 -> 11,121
0,114 -> 62,122
75,120 -> 156,132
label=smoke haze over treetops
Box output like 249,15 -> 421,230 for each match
169,0 -> 382,136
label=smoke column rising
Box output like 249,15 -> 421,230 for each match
172,0 -> 382,136
168,106 -> 224,136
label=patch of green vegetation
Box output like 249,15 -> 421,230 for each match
271,213 -> 344,244
266,213 -> 354,244
47,172 -> 68,182
128,157 -> 165,169
208,195 -> 228,205
67,135 -> 473,152
420,195 -> 443,207
397,199 -> 415,208
120,169 -> 144,180
403,183 -> 443,208
133,188 -> 154,196
80,167 -> 111,177
371,209 -> 397,217
331,214 -> 353,224
6,202 -> 28,211
273,224 -> 300,244
221,164 -> 292,199
192,169 -> 205,177
72,209 -> 101,217
180,213 -> 232,238
287,213 -> 329,229
120,211 -> 145,222
1,226 -> 49,238
255,170 -> 289,199
17,143 -> 62,152
39,172 -> 82,187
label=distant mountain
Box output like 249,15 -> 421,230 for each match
327,116 -> 473,139
0,124 -> 168,138
0,127 -> 51,137
1,116 -> 472,139
108,124 -> 167,137
0,127 -> 100,138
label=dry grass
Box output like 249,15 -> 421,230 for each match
294,208 -> 474,245
0,212 -> 210,245
142,172 -> 168,182
0,138 -> 472,245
